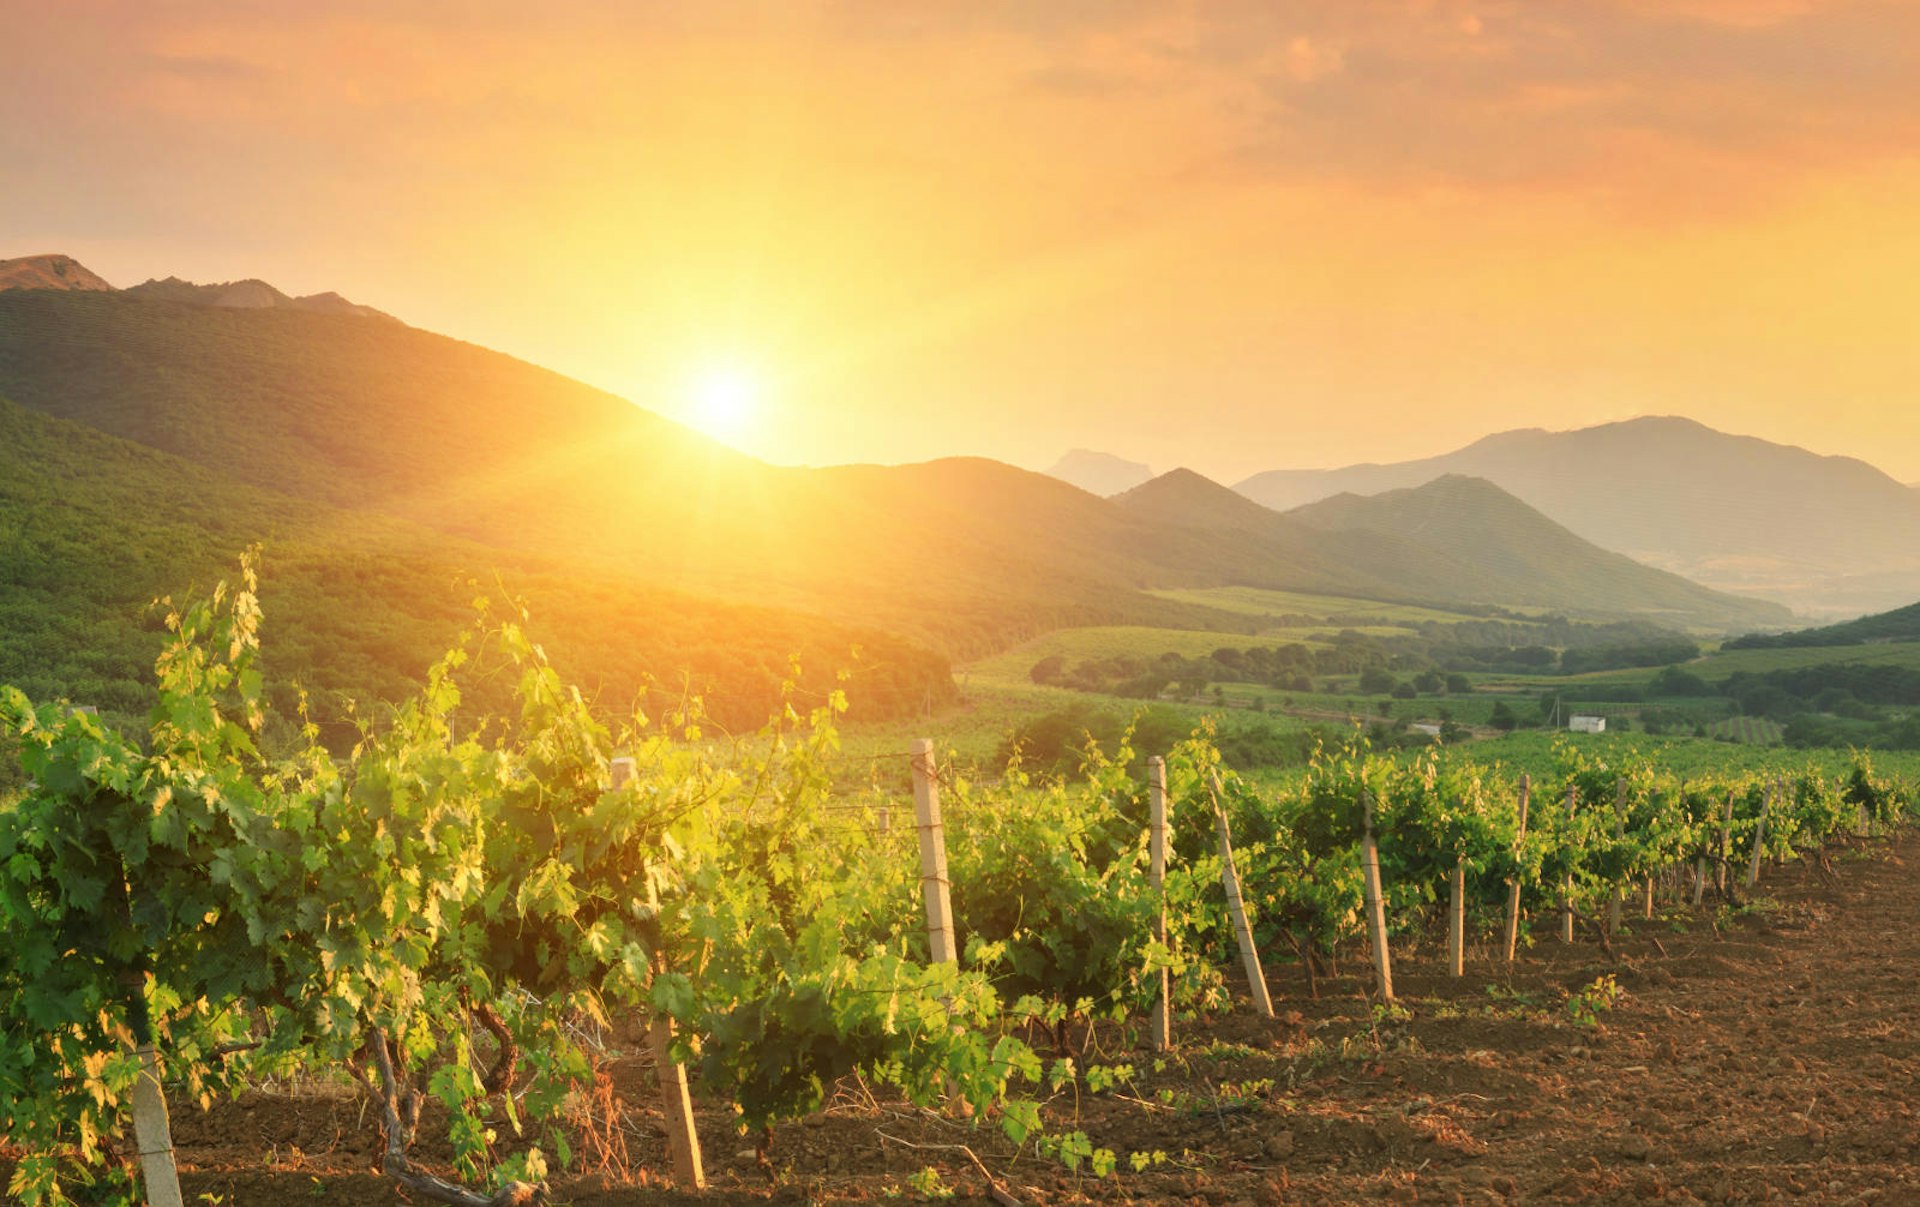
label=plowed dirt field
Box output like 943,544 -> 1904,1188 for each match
12,837 -> 1920,1205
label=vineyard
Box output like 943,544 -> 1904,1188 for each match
3,565 -> 1916,1206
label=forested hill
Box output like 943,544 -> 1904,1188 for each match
1284,475 -> 1788,629
0,392 -> 955,737
0,284 -> 1781,686
1115,470 -> 1787,631
0,289 -> 1233,658
1725,600 -> 1920,649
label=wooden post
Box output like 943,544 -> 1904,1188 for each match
1562,785 -> 1578,944
911,739 -> 957,966
1644,874 -> 1655,920
1692,855 -> 1707,905
131,1043 -> 185,1207
1745,783 -> 1769,890
1607,779 -> 1626,935
1504,774 -> 1530,963
1210,772 -> 1274,1018
1448,857 -> 1465,979
1716,791 -> 1734,891
647,1013 -> 705,1189
1148,757 -> 1172,1049
1360,790 -> 1394,1002
612,758 -> 706,1190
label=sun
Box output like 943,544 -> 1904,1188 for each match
686,363 -> 761,444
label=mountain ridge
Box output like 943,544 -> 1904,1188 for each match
124,275 -> 396,321
0,387 -> 955,733
0,289 -> 1786,687
0,252 -> 392,320
1114,469 -> 1786,630
1236,416 -> 1920,618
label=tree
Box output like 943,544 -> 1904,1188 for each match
1489,701 -> 1519,732
1649,664 -> 1710,697
1445,673 -> 1472,695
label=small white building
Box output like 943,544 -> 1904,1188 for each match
1410,722 -> 1444,737
1569,714 -> 1607,734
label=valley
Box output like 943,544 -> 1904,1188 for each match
11,11 -> 1920,1205
7,259 -> 1920,1207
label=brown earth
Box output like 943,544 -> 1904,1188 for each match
10,836 -> 1920,1205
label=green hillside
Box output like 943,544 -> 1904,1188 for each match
1285,474 -> 1788,631
0,393 -> 954,738
1725,599 -> 1920,649
0,292 -> 1786,652
0,291 -> 1244,657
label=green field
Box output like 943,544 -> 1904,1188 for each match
1141,586 -> 1492,628
962,624 -> 1427,687
1704,716 -> 1786,745
1182,681 -> 1502,726
1394,728 -> 1920,783
840,679 -> 1920,793
1680,641 -> 1920,680
845,586 -> 1920,790
1492,639 -> 1920,689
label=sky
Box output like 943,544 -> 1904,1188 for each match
7,0 -> 1920,483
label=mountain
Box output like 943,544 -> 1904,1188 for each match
0,253 -> 114,293
0,287 -> 1226,660
1046,449 -> 1153,496
1285,475 -> 1787,626
1236,416 -> 1920,619
0,252 -> 391,319
0,284 -> 1788,730
124,275 -> 395,320
1116,470 -> 1786,631
0,390 -> 954,735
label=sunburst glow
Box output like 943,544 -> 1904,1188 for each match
686,363 -> 761,445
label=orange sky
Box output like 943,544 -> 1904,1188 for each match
8,1 -> 1920,483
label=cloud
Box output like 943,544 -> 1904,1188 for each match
848,0 -> 1920,207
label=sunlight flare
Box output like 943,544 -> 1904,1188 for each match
686,362 -> 761,444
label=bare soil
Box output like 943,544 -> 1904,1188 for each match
11,837 -> 1920,1205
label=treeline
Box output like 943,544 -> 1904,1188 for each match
1030,622 -> 1702,700
995,700 -> 1470,780
1724,601 -> 1920,650
1545,662 -> 1920,749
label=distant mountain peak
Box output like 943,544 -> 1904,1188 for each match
0,253 -> 115,293
0,256 -> 394,321
1285,471 -> 1788,629
125,275 -> 396,321
1113,467 -> 1279,530
1045,448 -> 1153,496
1236,415 -> 1920,620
